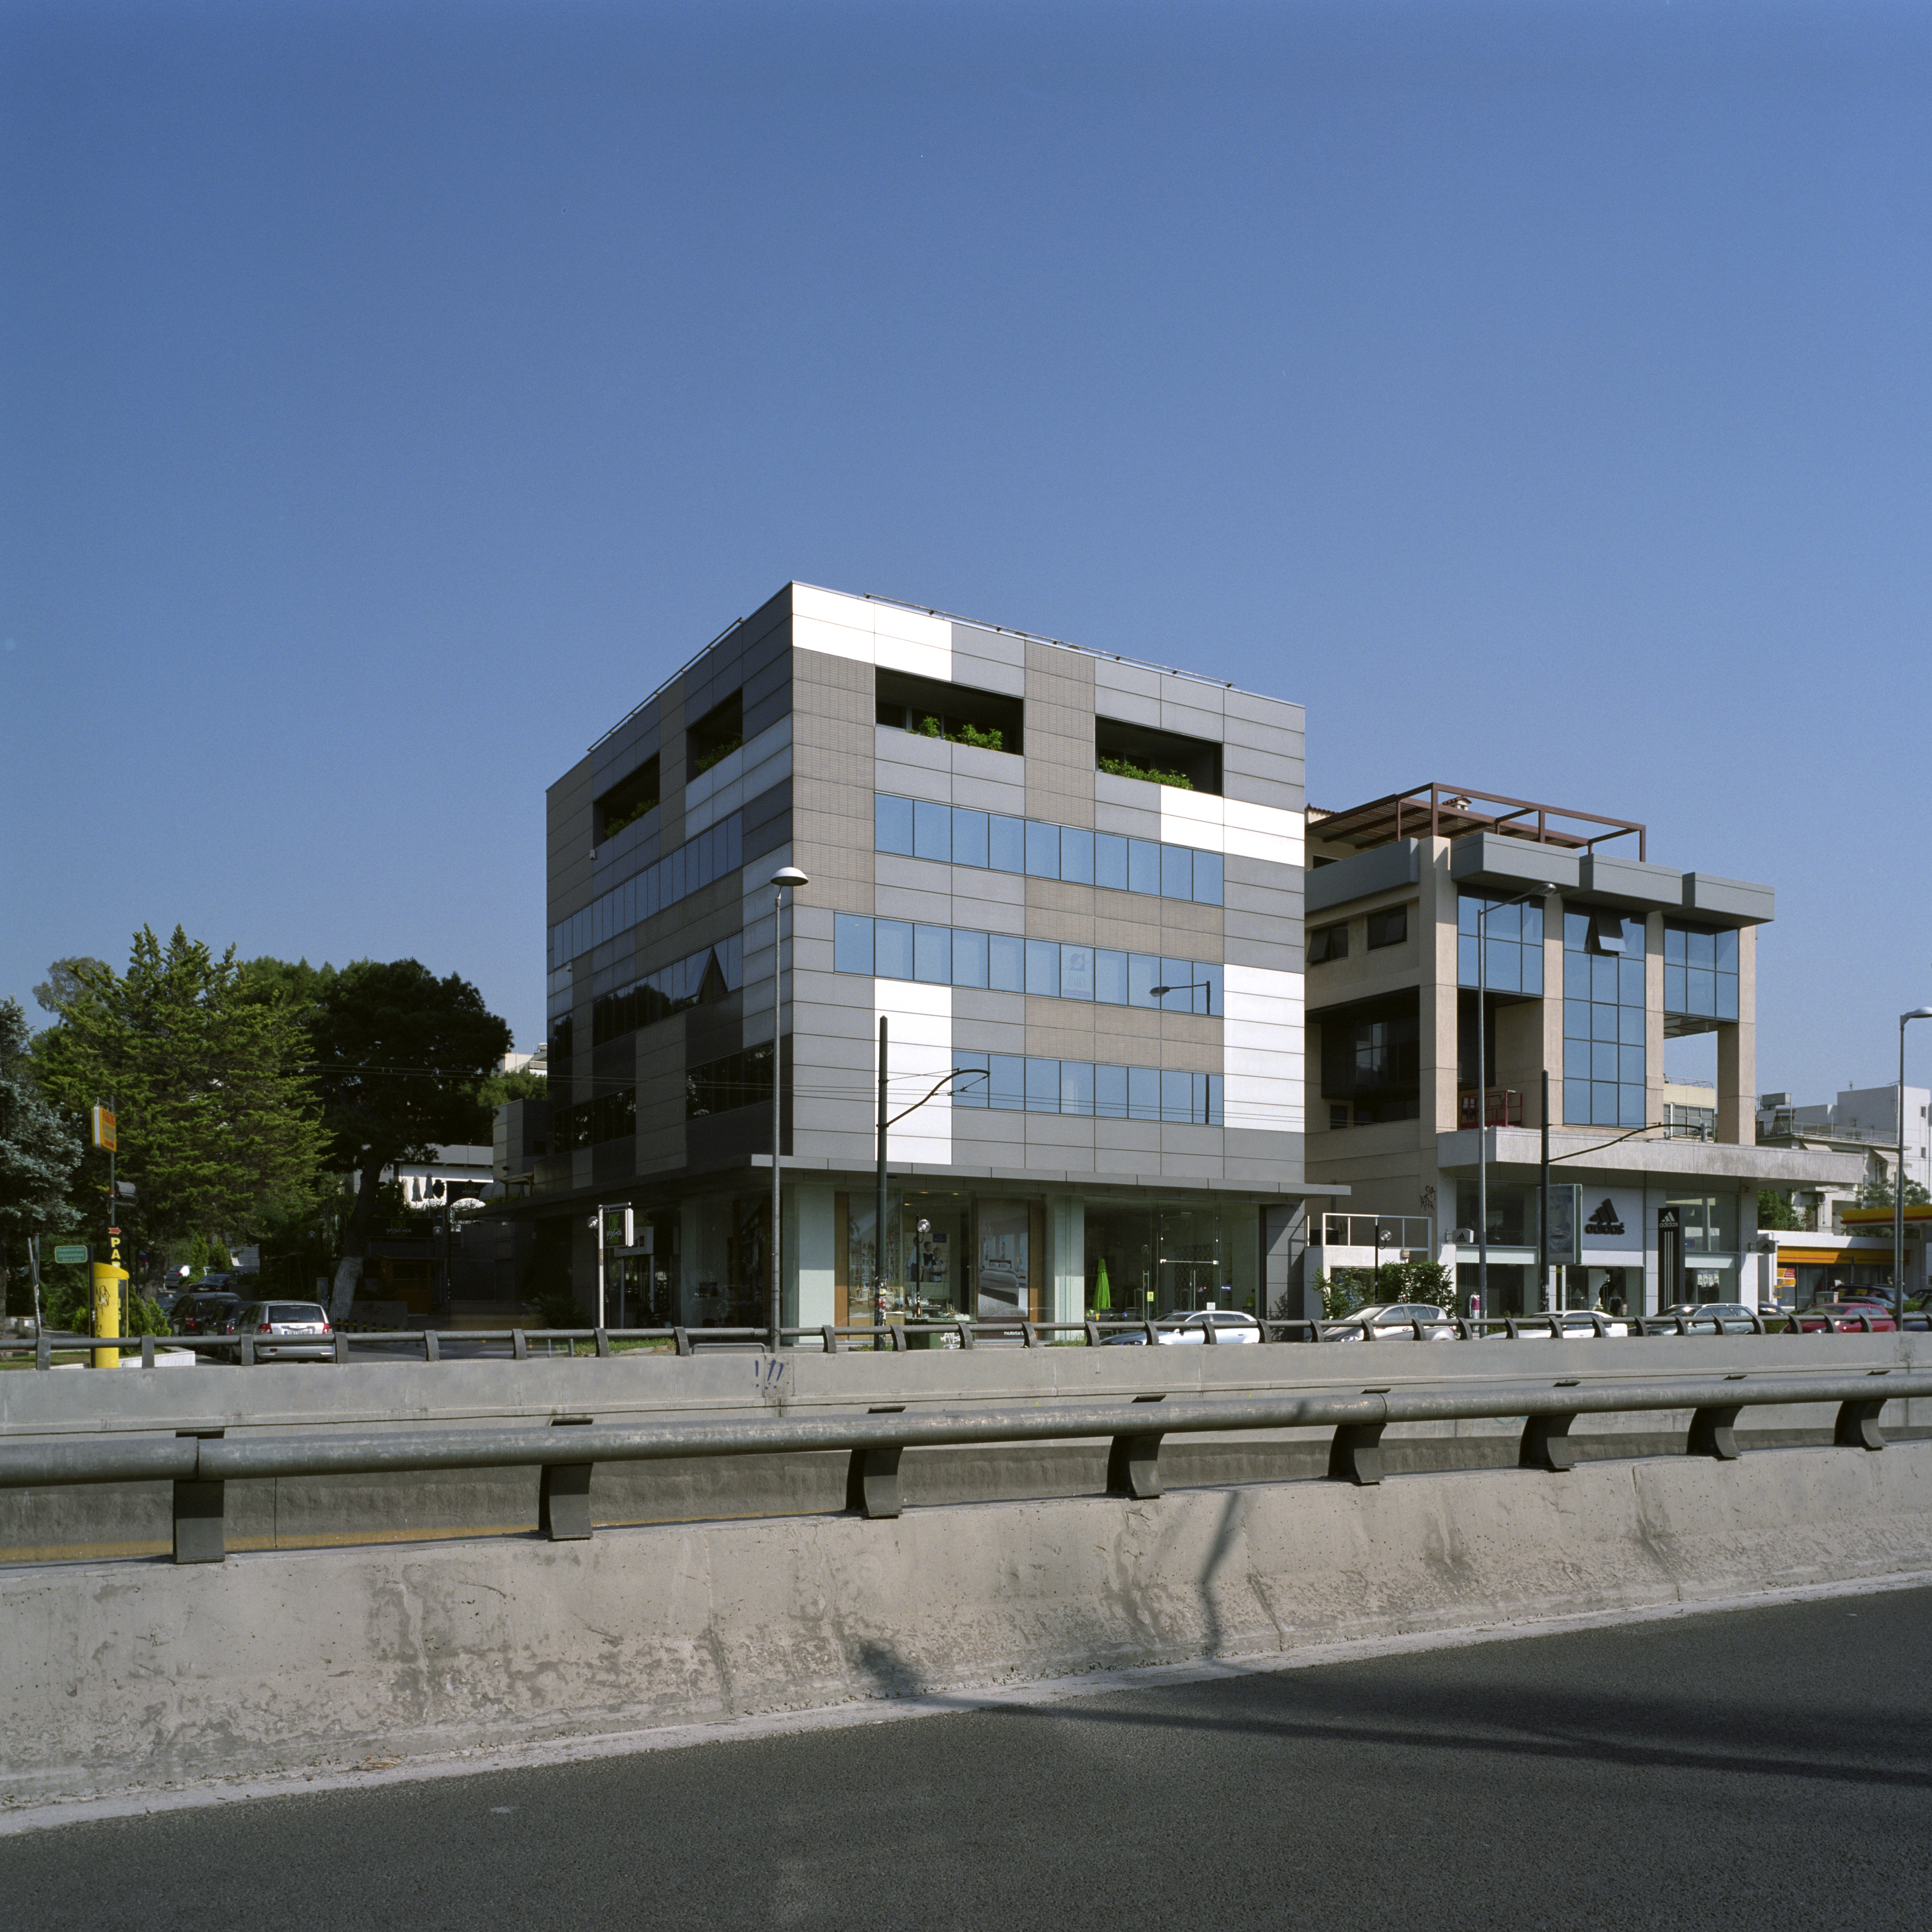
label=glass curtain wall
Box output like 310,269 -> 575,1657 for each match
1563,910 -> 1647,1127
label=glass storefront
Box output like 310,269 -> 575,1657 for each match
837,1190 -> 1038,1324
1083,1201 -> 1257,1320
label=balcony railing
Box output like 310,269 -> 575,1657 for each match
1318,1213 -> 1434,1253
1459,1087 -> 1523,1129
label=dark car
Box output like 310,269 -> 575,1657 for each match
172,1292 -> 243,1338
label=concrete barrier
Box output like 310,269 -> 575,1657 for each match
5,1440 -> 1929,1807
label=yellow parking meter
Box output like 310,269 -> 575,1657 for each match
91,1263 -> 127,1369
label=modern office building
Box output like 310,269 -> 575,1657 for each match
1299,783 -> 1863,1314
527,582 -> 1322,1331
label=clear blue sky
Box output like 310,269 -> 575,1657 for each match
4,0 -> 1928,1102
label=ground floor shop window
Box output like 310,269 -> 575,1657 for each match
834,1191 -> 1040,1324
1083,1201 -> 1257,1319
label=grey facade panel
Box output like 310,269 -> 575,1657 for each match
1306,839 -> 1420,913
1576,851 -> 1684,912
1682,872 -> 1775,925
1224,934 -> 1301,973
1451,833 -> 1585,897
1222,769 -> 1303,815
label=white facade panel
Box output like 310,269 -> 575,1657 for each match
1224,961 -> 1303,1138
878,978 -> 954,1168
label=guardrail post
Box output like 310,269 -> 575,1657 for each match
1520,1413 -> 1578,1471
674,1327 -> 692,1357
1688,1405 -> 1744,1459
956,1320 -> 974,1349
1835,1398 -> 1887,1451
36,1332 -> 51,1369
511,1329 -> 529,1361
140,1336 -> 155,1369
333,1332 -> 349,1364
821,1324 -> 838,1353
538,1418 -> 595,1540
424,1330 -> 441,1362
595,1329 -> 613,1358
1143,1318 -> 1158,1345
848,1406 -> 905,1519
1020,1321 -> 1036,1348
1107,1394 -> 1165,1498
889,1324 -> 907,1353
1084,1320 -> 1101,1347
239,1333 -> 256,1368
1329,1422 -> 1385,1485
173,1429 -> 226,1564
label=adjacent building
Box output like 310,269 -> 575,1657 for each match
1299,783 -> 1862,1315
531,582 -> 1323,1331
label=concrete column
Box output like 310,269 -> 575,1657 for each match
787,1186 -> 836,1330
1540,898 -> 1566,1126
1048,1196 -> 1084,1326
1417,837 -> 1458,1137
1645,912 -> 1666,1132
1717,926 -> 1757,1144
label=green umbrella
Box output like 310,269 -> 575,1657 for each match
1095,1258 -> 1111,1311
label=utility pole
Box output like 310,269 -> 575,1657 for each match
876,1016 -> 889,1342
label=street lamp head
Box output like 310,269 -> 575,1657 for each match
770,866 -> 809,890
1904,1007 -> 1932,1022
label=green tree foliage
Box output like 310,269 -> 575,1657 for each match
32,927 -> 330,1252
0,996 -> 84,1315
301,959 -> 512,1315
1757,1188 -> 1806,1231
1855,1173 -> 1932,1209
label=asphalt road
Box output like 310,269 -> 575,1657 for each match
9,1586 -> 1932,1932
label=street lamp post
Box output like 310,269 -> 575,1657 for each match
1475,884 -> 1556,1318
769,866 -> 809,1350
1897,1007 -> 1932,1330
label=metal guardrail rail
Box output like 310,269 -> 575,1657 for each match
4,1308 -> 1924,1367
3,1366 -> 1926,1564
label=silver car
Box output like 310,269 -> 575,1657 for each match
1327,1302 -> 1457,1341
1103,1309 -> 1263,1345
231,1300 -> 334,1363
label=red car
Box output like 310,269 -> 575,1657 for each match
1791,1301 -> 1897,1334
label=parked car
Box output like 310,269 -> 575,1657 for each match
227,1300 -> 334,1363
1642,1301 -> 1759,1335
1325,1303 -> 1456,1341
1102,1309 -> 1263,1344
1791,1302 -> 1898,1334
172,1291 -> 243,1338
1537,1308 -> 1632,1338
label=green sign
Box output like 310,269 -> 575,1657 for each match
53,1245 -> 89,1265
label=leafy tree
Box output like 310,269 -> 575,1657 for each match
1757,1188 -> 1806,1231
33,958 -> 108,1015
305,959 -> 512,1318
32,927 -> 330,1254
1855,1173 -> 1932,1209
0,997 -> 83,1318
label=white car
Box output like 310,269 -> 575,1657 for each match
1326,1302 -> 1457,1341
1104,1309 -> 1262,1345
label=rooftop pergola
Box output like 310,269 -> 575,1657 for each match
1309,782 -> 1646,862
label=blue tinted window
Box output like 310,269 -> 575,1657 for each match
1160,845 -> 1192,900
1564,909 -> 1589,949
1128,1066 -> 1160,1121
1521,946 -> 1544,997
1095,950 -> 1129,1004
1060,945 -> 1094,1001
1025,820 -> 1060,879
1618,1045 -> 1645,1084
1207,1074 -> 1224,1126
1025,1058 -> 1060,1113
1618,1085 -> 1645,1127
1128,839 -> 1160,895
989,814 -> 1025,873
1060,1059 -> 1094,1115
1095,1064 -> 1129,1118
1663,964 -> 1686,1011
1094,833 -> 1129,892
1060,828 -> 1094,886
1458,936 -> 1478,986
914,924 -> 951,984
834,914 -> 874,975
1617,958 -> 1645,1005
875,920 -> 913,980
876,794 -> 913,855
1158,958 -> 1198,1012
1025,938 -> 1060,997
1564,952 -> 1591,999
1717,974 -> 1738,1021
1483,938 -> 1520,994
1715,928 -> 1738,971
1664,925 -> 1685,964
1591,956 -> 1619,1003
1592,1080 -> 1618,1123
988,933 -> 1025,993
913,800 -> 950,863
1128,954 -> 1160,1008
1686,928 -> 1714,969
1564,1039 -> 1591,1081
1564,1077 -> 1590,1124
988,1054 -> 1025,1110
952,807 -> 989,869
1161,1069 -> 1193,1122
1619,1004 -> 1645,1046
1591,1004 -> 1618,1041
1192,850 -> 1224,906
952,1050 -> 989,1108
1200,962 -> 1224,1015
951,928 -> 988,989
1591,1042 -> 1618,1082
1687,968 -> 1715,1017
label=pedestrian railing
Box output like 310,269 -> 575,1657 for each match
3,1308 -> 1926,1368
1,1364 -> 1926,1563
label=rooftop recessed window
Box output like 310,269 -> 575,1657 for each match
1094,716 -> 1221,794
594,755 -> 660,842
875,668 -> 1023,755
687,691 -> 744,777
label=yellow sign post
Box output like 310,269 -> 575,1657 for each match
90,1105 -> 117,1151
90,1263 -> 127,1369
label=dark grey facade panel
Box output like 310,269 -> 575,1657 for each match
742,798 -> 793,866
1222,770 -> 1303,815
1223,935 -> 1301,973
